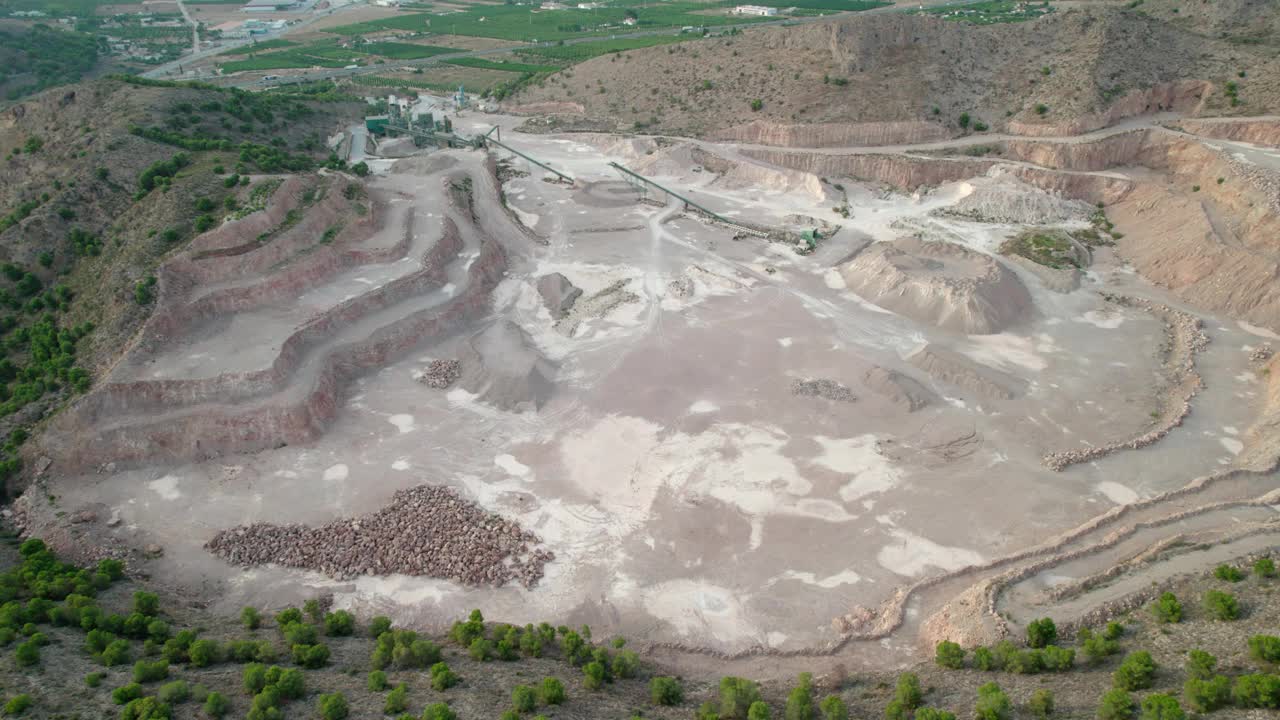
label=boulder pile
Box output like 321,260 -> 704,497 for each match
791,378 -> 856,403
418,359 -> 461,389
205,485 -> 553,588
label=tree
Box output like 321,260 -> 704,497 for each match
786,673 -> 814,720
1231,674 -> 1280,708
1183,676 -> 1230,712
1151,593 -> 1182,623
133,591 -> 160,616
1213,565 -> 1245,582
975,682 -> 1011,720
1186,650 -> 1217,680
243,663 -> 268,694
512,685 -> 537,712
1203,590 -> 1239,621
1097,689 -> 1135,720
1249,635 -> 1280,663
1113,651 -> 1157,691
721,677 -> 762,720
1255,557 -> 1276,578
158,680 -> 190,704
1029,689 -> 1054,718
291,642 -> 330,668
973,647 -> 997,671
1139,694 -> 1184,720
188,639 -> 221,667
318,692 -> 348,720
540,677 -> 566,705
468,637 -> 492,662
422,703 -> 456,720
203,692 -> 230,719
3,694 -> 32,716
352,162 -> 369,177
895,673 -> 923,709
749,701 -> 772,720
583,661 -> 607,690
936,641 -> 965,669
652,676 -> 683,706
915,709 -> 955,720
385,684 -> 408,714
959,113 -> 971,129
430,662 -> 459,691
750,99 -> 764,112
368,670 -> 388,691
323,610 -> 354,636
1027,618 -> 1057,648
819,695 -> 848,720
369,616 -> 391,637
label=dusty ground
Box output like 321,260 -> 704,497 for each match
12,91 -> 1280,683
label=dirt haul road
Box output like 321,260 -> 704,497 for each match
15,107 -> 1280,681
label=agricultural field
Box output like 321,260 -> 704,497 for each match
326,2 -> 771,43
360,40 -> 455,59
216,38 -> 298,56
921,0 -> 1053,25
513,33 -> 692,61
442,57 -> 559,73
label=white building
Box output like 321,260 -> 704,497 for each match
732,4 -> 778,15
373,0 -> 400,7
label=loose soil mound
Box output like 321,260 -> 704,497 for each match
205,484 -> 554,588
939,174 -> 1095,225
862,366 -> 936,412
459,320 -> 557,411
841,238 -> 1033,335
908,344 -> 1026,401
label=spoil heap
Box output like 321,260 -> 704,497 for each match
205,485 -> 554,588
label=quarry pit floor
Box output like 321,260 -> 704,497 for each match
30,111 -> 1280,677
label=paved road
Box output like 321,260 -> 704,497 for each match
169,0 -> 997,88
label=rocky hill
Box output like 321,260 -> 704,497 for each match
507,7 -> 1280,141
0,77 -> 362,495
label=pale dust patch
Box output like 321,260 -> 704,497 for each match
323,464 -> 350,482
876,529 -> 984,577
148,475 -> 181,501
1095,481 -> 1139,505
810,435 -> 902,503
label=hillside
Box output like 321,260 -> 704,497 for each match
3,535 -> 1280,720
0,77 -> 362,495
506,7 -> 1280,140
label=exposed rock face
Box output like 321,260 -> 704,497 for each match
205,484 -> 554,588
459,320 -> 557,412
862,366 -> 936,412
1007,80 -> 1212,137
536,273 -> 583,319
711,120 -> 949,148
1180,117 -> 1280,147
908,345 -> 1026,402
938,174 -> 1095,225
840,238 -> 1033,335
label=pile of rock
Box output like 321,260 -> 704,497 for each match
791,378 -> 856,403
205,485 -> 554,588
418,359 -> 461,389
1251,344 -> 1274,364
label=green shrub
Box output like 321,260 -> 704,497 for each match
352,162 -> 369,177
1098,689 -> 1135,720
203,691 -> 230,719
915,709 -> 955,720
132,591 -> 159,617
243,663 -> 268,694
1204,590 -> 1239,621
785,673 -> 813,720
975,682 -> 1011,720
613,649 -> 639,678
2,695 -> 32,716
14,639 -> 39,666
651,676 -> 683,706
1103,622 -> 1125,640
1080,629 -> 1120,664
1254,557 -> 1276,578
1187,650 -> 1217,680
112,683 -> 145,705
1151,592 -> 1182,623
1249,635 -> 1280,663
430,661 -> 459,691
119,696 -> 169,720
721,676 -> 762,719
132,659 -> 169,683
86,671 -> 105,688
1183,675 -> 1231,712
422,703 -> 456,720
583,661 -> 607,690
936,641 -> 965,669
1024,614 -> 1054,648
372,629 -> 441,669
318,692 -> 348,720
188,639 -> 221,667
281,621 -> 317,646
512,685 -> 537,712
468,637 -> 492,662
368,670 -> 388,691
1231,674 -> 1280,708
895,673 -> 922,709
291,642 -> 329,668
157,680 -> 190,704
1139,693 -> 1184,720
1113,651 -> 1157,691
276,668 -> 304,700
1029,689 -> 1054,718
323,610 -> 354,636
540,677 -> 566,705
819,695 -> 849,720
100,639 -> 132,666
274,608 -> 301,626
1007,649 -> 1042,675
385,684 -> 408,714
1214,565 -> 1246,582
973,646 -> 996,670
750,99 -> 763,112
369,616 -> 392,637
1041,645 -> 1075,672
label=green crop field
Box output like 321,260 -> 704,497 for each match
443,57 -> 558,73
360,41 -> 455,59
217,39 -> 299,56
327,2 -> 768,42
743,0 -> 887,10
922,0 -> 1053,24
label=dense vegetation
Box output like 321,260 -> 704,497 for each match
0,24 -> 101,101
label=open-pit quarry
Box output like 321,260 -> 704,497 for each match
14,104 -> 1280,680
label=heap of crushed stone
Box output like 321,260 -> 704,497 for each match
205,485 -> 554,588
